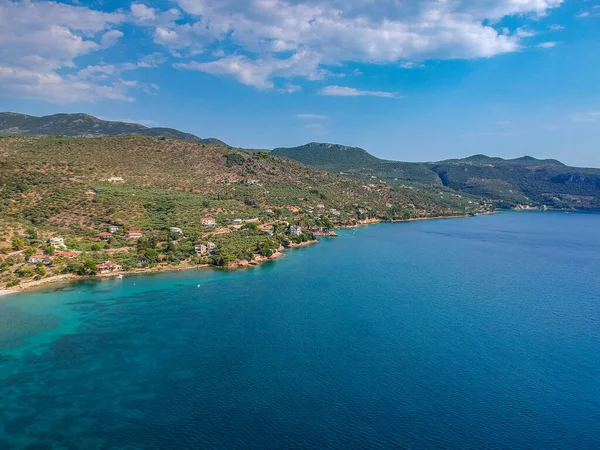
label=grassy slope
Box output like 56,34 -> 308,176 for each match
0,136 -> 486,238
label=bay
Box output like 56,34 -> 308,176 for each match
1,211 -> 599,449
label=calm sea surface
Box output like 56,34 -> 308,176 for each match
1,211 -> 599,449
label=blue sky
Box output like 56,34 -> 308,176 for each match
1,0 -> 599,166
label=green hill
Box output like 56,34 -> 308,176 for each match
272,143 -> 600,209
0,112 -> 227,146
272,142 -> 441,185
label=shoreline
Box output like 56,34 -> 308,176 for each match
1,212 -> 501,295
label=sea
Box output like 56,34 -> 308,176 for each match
0,211 -> 599,449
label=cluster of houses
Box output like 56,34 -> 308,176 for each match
29,251 -> 79,264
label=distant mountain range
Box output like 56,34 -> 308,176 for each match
1,112 -> 598,209
0,112 -> 227,146
273,143 -> 600,209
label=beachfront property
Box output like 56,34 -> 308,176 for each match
200,218 -> 216,226
195,244 -> 207,255
49,237 -> 66,249
125,230 -> 143,239
97,261 -> 122,273
29,255 -> 46,264
108,225 -> 119,234
289,226 -> 302,236
169,227 -> 183,235
97,232 -> 112,240
137,256 -> 148,265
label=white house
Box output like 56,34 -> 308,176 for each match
316,204 -> 325,209
49,237 -> 65,249
108,225 -> 119,234
229,218 -> 243,225
169,227 -> 183,235
200,217 -> 216,226
289,226 -> 302,236
246,179 -> 261,185
29,255 -> 46,264
195,244 -> 207,255
207,242 -> 217,254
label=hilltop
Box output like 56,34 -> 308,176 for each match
0,112 -> 227,146
272,143 -> 600,209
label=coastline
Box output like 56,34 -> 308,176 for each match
2,212 -> 508,295
2,240 -> 320,295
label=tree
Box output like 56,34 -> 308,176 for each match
243,222 -> 259,231
145,248 -> 159,263
90,243 -> 101,251
11,236 -> 25,250
84,260 -> 97,275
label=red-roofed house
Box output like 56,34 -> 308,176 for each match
97,261 -> 123,273
125,230 -> 143,239
97,232 -> 112,240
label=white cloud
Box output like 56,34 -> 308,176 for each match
537,41 -> 557,48
548,24 -> 565,31
101,30 -> 124,48
175,51 -> 325,89
165,0 -> 563,89
577,12 -> 590,18
400,61 -> 425,69
279,83 -> 302,93
319,85 -> 400,98
298,114 -> 328,119
515,27 -> 536,38
131,3 -> 156,21
0,0 -> 140,103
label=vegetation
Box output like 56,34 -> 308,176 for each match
0,112 -> 227,146
0,134 -> 490,289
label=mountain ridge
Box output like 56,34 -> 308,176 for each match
0,112 -> 227,146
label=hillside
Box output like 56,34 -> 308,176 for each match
272,143 -> 600,209
0,113 -> 227,146
272,143 -> 442,185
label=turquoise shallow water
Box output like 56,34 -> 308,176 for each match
1,211 -> 599,449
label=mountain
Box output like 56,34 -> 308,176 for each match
272,143 -> 600,209
272,143 -> 442,185
0,112 -> 227,146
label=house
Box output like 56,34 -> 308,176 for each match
246,179 -> 261,185
289,226 -> 302,236
97,232 -> 112,240
49,237 -> 65,249
316,204 -> 325,209
108,225 -> 119,234
125,230 -> 143,239
330,209 -> 340,216
169,227 -> 183,235
137,256 -> 148,265
228,218 -> 243,225
287,206 -> 301,213
200,218 -> 216,226
29,255 -> 46,264
265,230 -> 274,236
195,244 -> 207,255
55,251 -> 78,259
207,242 -> 217,254
97,261 -> 122,273
265,209 -> 274,214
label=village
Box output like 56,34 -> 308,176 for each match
0,204 -> 343,291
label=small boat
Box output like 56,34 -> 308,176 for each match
117,274 -> 123,279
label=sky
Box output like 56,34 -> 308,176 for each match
1,0 -> 599,167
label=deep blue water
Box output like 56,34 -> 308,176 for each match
1,211 -> 599,449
